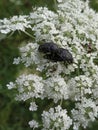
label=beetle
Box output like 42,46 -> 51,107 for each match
38,42 -> 73,63
56,48 -> 73,63
38,42 -> 58,54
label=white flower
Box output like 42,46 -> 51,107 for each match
68,75 -> 93,101
13,74 -> 44,101
7,82 -> 16,89
57,0 -> 62,3
0,15 -> 31,34
43,75 -> 69,103
16,43 -> 41,67
13,57 -> 21,64
42,105 -> 72,130
29,102 -> 38,111
28,120 -> 39,128
71,97 -> 98,130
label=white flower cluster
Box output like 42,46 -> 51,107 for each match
13,42 -> 42,67
71,97 -> 98,129
3,0 -> 98,130
7,74 -> 44,101
42,105 -> 72,130
0,15 -> 31,34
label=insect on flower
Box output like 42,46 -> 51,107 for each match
38,42 -> 73,63
55,48 -> 73,63
38,42 -> 58,53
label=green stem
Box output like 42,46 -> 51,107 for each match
60,98 -> 63,106
54,0 -> 58,11
7,31 -> 14,38
23,30 -> 35,39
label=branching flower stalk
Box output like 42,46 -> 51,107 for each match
1,0 -> 98,130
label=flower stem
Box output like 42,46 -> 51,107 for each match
23,30 -> 35,39
54,0 -> 58,11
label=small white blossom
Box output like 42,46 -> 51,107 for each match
13,57 -> 21,64
7,82 -> 16,89
57,0 -> 62,3
29,102 -> 38,111
28,120 -> 39,129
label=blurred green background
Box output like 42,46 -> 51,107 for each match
0,0 -> 98,130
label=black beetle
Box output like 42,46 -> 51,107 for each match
55,48 -> 73,63
38,42 -> 58,53
38,42 -> 73,63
